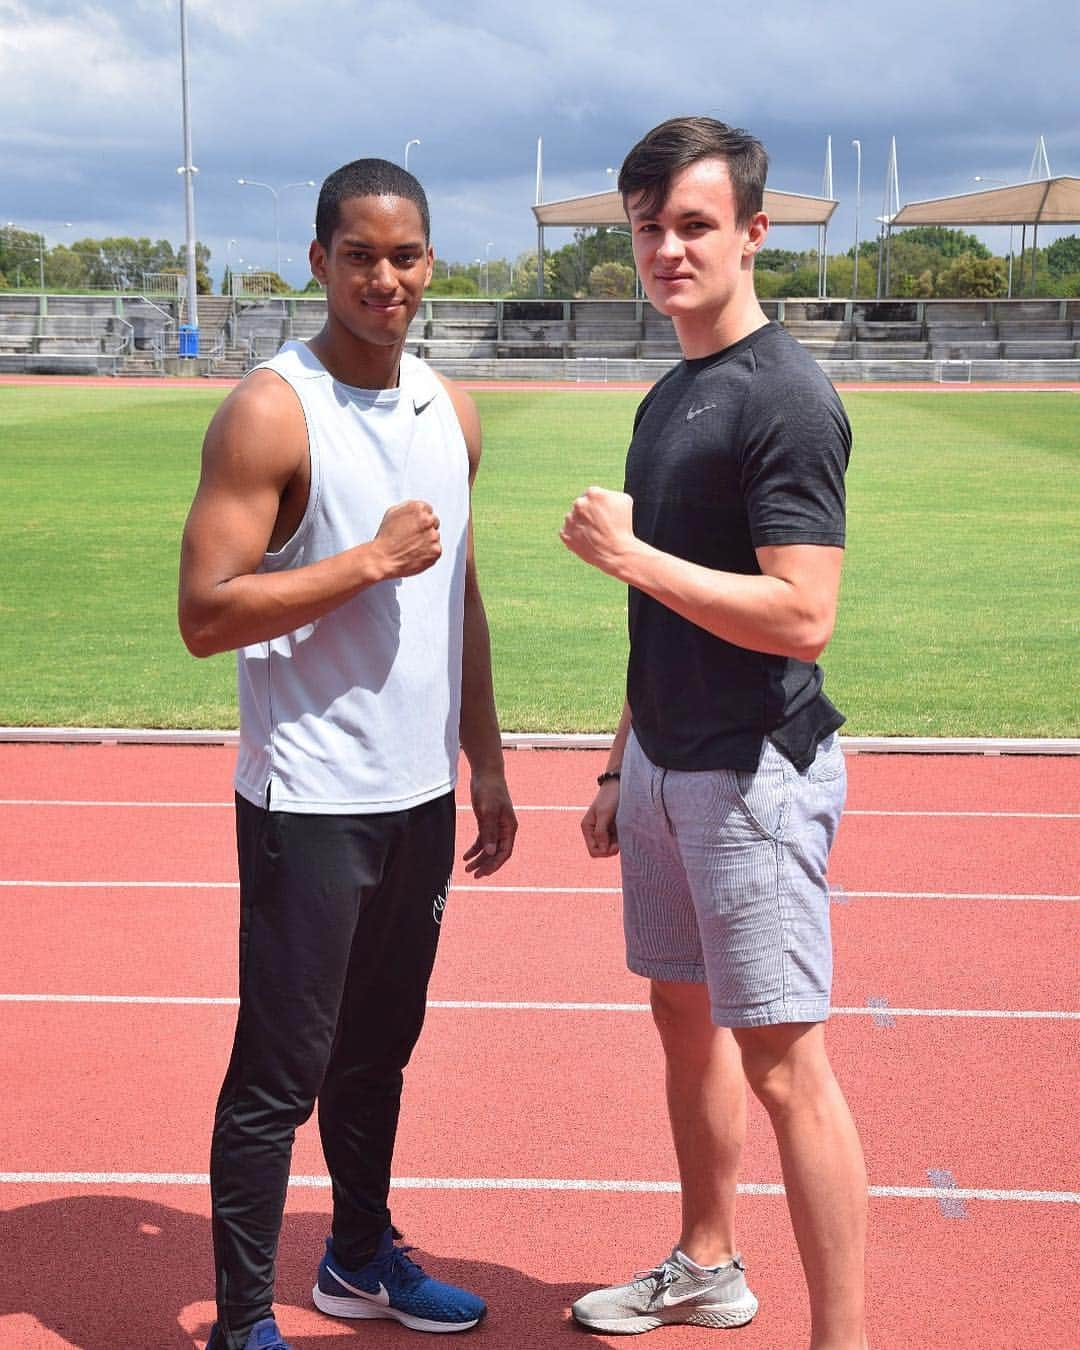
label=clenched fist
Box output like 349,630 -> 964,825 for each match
373,499 -> 442,578
560,486 -> 637,577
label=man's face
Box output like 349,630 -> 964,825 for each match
626,157 -> 764,322
309,193 -> 433,348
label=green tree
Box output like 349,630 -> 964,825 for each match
895,226 -> 991,260
426,273 -> 479,297
43,245 -> 88,290
588,260 -> 635,298
0,226 -> 43,286
509,249 -> 558,297
1045,235 -> 1080,277
71,237 -> 178,288
934,252 -> 1007,298
757,248 -> 812,272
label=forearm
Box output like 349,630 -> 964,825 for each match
179,540 -> 389,657
605,700 -> 633,774
614,541 -> 834,663
458,582 -> 505,779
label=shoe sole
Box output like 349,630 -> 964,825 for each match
312,1284 -> 482,1333
572,1289 -> 758,1334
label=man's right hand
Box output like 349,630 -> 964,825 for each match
373,500 -> 442,578
581,781 -> 620,858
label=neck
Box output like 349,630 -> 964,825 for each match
674,286 -> 769,360
307,326 -> 404,390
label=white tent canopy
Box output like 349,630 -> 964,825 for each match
891,177 -> 1080,227
889,177 -> 1080,296
531,186 -> 838,229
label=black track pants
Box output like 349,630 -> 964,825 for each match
210,791 -> 455,1348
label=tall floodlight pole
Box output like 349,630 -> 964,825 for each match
819,136 -> 833,297
178,0 -> 199,330
404,139 -> 420,171
484,241 -> 494,295
1026,135 -> 1051,295
535,137 -> 545,297
851,140 -> 861,299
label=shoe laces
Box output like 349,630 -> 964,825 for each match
633,1254 -> 685,1300
376,1241 -> 427,1288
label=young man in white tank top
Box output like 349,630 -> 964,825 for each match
179,159 -> 516,1350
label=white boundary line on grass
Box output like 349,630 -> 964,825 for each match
0,1171 -> 1074,1204
0,728 -> 1078,755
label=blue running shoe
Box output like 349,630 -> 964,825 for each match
312,1228 -> 485,1332
206,1317 -> 294,1349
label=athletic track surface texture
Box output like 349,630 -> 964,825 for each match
0,740 -> 1077,1349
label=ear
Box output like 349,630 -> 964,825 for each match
743,211 -> 769,257
424,244 -> 435,289
309,237 -> 328,286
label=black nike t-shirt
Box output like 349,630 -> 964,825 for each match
625,321 -> 850,773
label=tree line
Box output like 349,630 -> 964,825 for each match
4,224 -> 1080,300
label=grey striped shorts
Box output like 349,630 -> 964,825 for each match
617,729 -> 846,1028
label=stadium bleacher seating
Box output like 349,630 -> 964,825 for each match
1,293 -> 1077,381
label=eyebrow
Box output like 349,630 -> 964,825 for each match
627,204 -> 717,223
338,236 -> 426,249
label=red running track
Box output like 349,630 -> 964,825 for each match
0,743 -> 1077,1348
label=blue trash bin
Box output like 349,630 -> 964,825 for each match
178,324 -> 199,357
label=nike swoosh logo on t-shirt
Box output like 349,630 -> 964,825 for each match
413,395 -> 437,415
685,402 -> 717,421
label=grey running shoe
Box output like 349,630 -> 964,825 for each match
571,1248 -> 758,1334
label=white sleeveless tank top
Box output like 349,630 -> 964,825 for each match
235,341 -> 470,813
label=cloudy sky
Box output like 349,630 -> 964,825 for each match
2,0 -> 1077,288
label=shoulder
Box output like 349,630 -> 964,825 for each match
434,370 -> 481,476
201,367 -> 307,487
743,328 -> 848,427
749,325 -> 837,395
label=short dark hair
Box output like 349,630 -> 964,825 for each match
618,117 -> 768,228
315,158 -> 430,246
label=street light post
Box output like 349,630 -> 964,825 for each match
237,178 -> 316,279
484,241 -> 494,295
851,139 -> 861,299
178,0 -> 199,329
405,139 -> 420,171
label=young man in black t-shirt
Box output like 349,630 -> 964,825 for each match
561,117 -> 868,1349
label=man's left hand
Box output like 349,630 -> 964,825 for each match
462,773 -> 517,877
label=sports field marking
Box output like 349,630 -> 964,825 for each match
1,799 -> 1076,819
1,992 -> 1075,1020
1,880 -> 1077,901
0,1172 -> 1074,1204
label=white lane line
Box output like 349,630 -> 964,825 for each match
1,881 -> 1078,902
1,994 -> 1075,1020
1,799 -> 1076,820
0,1172 -> 1074,1204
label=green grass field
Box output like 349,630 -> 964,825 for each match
1,384 -> 1076,736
